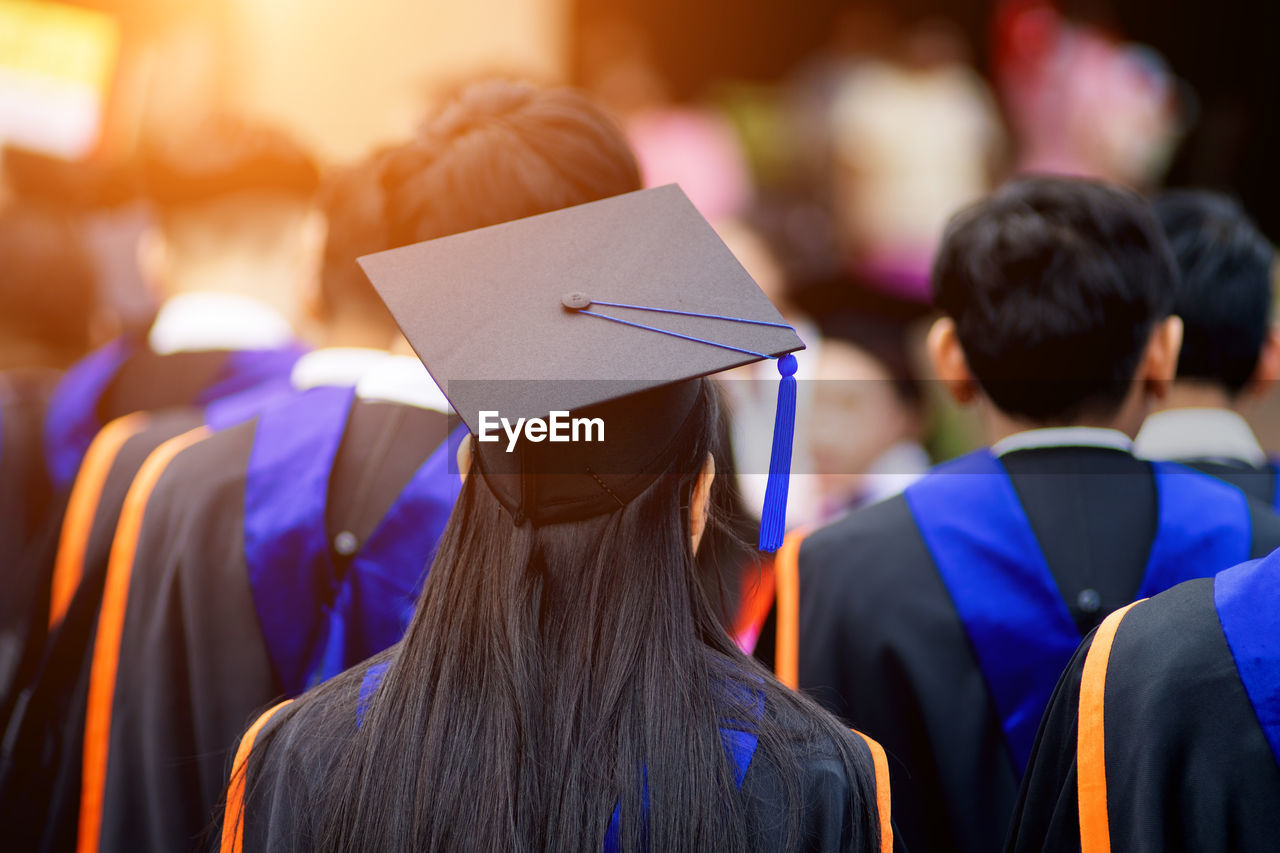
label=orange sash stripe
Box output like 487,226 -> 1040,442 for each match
76,426 -> 210,853
49,413 -> 150,631
220,699 -> 293,853
731,559 -> 776,650
773,527 -> 809,690
853,729 -> 895,853
1077,600 -> 1143,853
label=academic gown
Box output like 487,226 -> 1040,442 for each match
213,649 -> 900,853
0,339 -> 304,725
754,445 -> 1280,853
73,386 -> 460,853
1007,553 -> 1280,852
0,407 -> 241,853
0,369 -> 61,725
42,335 -> 305,494
1183,459 -> 1280,509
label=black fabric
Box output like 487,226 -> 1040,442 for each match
1185,459 -> 1278,507
0,370 -> 60,728
95,399 -> 448,853
756,446 -> 1280,853
1007,579 -> 1280,852
0,411 -> 202,853
218,649 -> 894,853
95,349 -> 231,427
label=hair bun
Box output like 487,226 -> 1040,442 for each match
423,80 -> 538,146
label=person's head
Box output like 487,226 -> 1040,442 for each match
928,175 -> 1183,435
138,116 -> 320,313
260,82 -> 874,852
0,204 -> 100,368
304,153 -> 400,348
1152,190 -> 1279,406
307,81 -> 645,350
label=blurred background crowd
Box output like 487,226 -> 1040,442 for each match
2,0 -> 1277,527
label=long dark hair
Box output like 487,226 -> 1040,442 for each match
244,82 -> 876,851
287,386 -> 874,851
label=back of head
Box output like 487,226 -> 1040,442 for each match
934,175 -> 1177,423
1153,190 -> 1276,396
378,80 -> 643,246
140,116 -> 319,267
0,204 -> 98,366
315,152 -> 398,332
315,81 -> 643,339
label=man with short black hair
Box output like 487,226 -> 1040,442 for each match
1134,190 -> 1280,504
42,116 -> 321,495
755,176 -> 1280,853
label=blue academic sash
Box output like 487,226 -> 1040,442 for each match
42,338 -> 305,490
244,388 -> 462,695
1214,554 -> 1280,769
43,338 -> 132,489
904,448 -> 1252,773
354,662 -> 764,851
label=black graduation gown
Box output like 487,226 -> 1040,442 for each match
0,369 -> 60,725
0,409 -> 212,853
1007,554 -> 1280,852
0,338 -> 303,734
755,445 -> 1280,853
1183,459 -> 1279,509
80,387 -> 459,853
213,649 -> 900,853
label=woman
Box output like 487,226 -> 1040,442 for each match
216,81 -> 894,853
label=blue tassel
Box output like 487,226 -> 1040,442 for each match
758,353 -> 798,552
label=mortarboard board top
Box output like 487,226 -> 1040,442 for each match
360,184 -> 802,547
358,184 -> 803,433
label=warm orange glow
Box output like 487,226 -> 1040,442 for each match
0,0 -> 120,157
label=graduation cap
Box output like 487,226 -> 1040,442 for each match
359,184 -> 803,551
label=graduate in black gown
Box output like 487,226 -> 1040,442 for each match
1133,191 -> 1280,506
1007,550 -> 1280,852
0,204 -> 101,726
73,82 -> 663,853
0,119 -> 322,739
214,106 -> 899,853
754,177 -> 1280,853
0,148 -> 455,852
41,116 -> 321,496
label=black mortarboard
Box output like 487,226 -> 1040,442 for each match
359,184 -> 803,550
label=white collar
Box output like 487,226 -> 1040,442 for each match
148,292 -> 295,355
861,441 -> 932,505
1134,408 -> 1268,467
289,347 -> 392,391
992,426 -> 1134,457
355,356 -> 451,412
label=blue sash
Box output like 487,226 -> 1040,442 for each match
244,390 -> 462,695
904,449 -> 1252,773
195,345 -> 306,407
43,338 -> 132,489
1214,554 -> 1280,769
42,339 -> 304,490
354,662 -> 763,850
